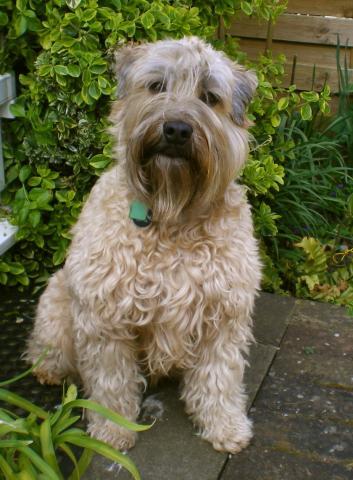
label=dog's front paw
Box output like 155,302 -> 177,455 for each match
88,421 -> 137,451
203,416 -> 253,454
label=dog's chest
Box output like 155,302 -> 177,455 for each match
128,235 -> 216,371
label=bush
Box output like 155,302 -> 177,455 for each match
3,0 -> 351,312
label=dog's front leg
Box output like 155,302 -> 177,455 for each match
181,329 -> 252,454
73,306 -> 144,450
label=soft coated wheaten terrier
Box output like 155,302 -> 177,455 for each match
26,36 -> 261,453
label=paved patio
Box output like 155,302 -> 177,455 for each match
0,291 -> 352,479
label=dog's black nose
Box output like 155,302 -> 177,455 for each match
163,121 -> 193,145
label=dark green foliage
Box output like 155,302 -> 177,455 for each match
2,0 -> 352,312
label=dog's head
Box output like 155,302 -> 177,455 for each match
109,36 -> 257,223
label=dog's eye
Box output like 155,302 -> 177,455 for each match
200,91 -> 220,107
201,92 -> 220,106
149,81 -> 166,94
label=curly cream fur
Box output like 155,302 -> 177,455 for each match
26,36 -> 261,453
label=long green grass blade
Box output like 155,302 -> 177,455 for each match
58,442 -> 80,480
56,433 -> 141,480
0,439 -> 33,448
0,453 -> 17,480
18,453 -> 39,480
0,389 -> 48,419
39,418 -> 63,479
0,349 -> 50,387
0,418 -> 29,436
71,448 -> 94,480
0,409 -> 17,422
52,415 -> 81,437
61,399 -> 152,432
17,446 -> 61,480
17,470 -> 38,480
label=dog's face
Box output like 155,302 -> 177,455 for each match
109,37 -> 257,222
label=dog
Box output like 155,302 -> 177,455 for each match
26,36 -> 261,453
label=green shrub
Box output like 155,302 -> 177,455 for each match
4,0 -> 350,309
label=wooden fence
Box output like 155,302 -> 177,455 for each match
224,0 -> 353,92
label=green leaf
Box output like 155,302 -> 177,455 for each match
28,188 -> 52,205
37,166 -> 51,178
66,0 -> 82,9
15,14 -> 27,36
56,434 -> 141,480
64,384 -> 78,404
41,179 -> 55,189
54,65 -> 69,76
53,249 -> 66,266
300,91 -> 319,102
61,399 -> 152,432
140,11 -> 155,30
10,102 -> 26,117
40,419 -> 62,478
82,70 -> 91,86
0,418 -> 28,436
270,113 -> 281,128
19,165 -> 32,182
89,154 -> 111,169
8,262 -> 25,275
90,63 -> 107,74
16,0 -> 27,12
67,64 -> 81,77
300,104 -> 312,121
0,454 -> 16,480
0,389 -> 48,419
17,447 -> 61,480
52,415 -> 81,437
241,1 -> 253,15
0,12 -> 8,26
67,448 -> 94,480
277,97 -> 289,111
29,211 -> 41,228
81,9 -> 96,22
28,177 -> 42,187
38,65 -> 52,77
88,82 -> 100,100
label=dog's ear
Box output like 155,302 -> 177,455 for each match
231,66 -> 258,127
113,43 -> 146,98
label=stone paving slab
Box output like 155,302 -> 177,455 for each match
252,292 -> 295,347
84,294 -> 282,480
84,342 -> 277,480
221,300 -> 353,480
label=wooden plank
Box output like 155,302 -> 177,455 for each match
229,13 -> 353,46
237,38 -> 353,91
287,0 -> 353,18
238,38 -> 349,68
283,63 -> 353,92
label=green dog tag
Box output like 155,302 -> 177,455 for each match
129,200 -> 152,227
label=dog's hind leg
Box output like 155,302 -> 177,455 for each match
25,268 -> 76,385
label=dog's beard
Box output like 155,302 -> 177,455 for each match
142,154 -> 197,222
126,120 -> 205,223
